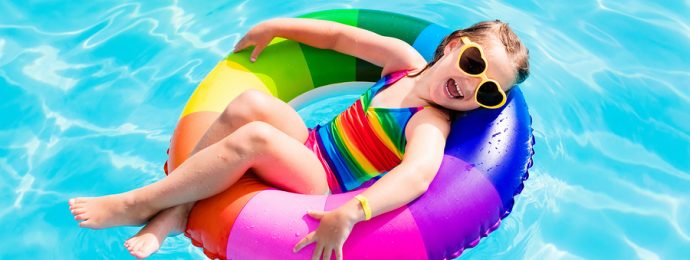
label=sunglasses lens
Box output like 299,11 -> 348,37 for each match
476,81 -> 503,107
459,47 -> 486,75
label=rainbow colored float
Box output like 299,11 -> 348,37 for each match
165,9 -> 534,259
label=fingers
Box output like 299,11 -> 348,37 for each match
323,248 -> 332,260
293,232 -> 316,253
233,36 -> 264,62
312,244 -> 324,260
336,247 -> 343,260
233,36 -> 270,63
250,44 -> 266,62
294,232 -> 344,260
233,35 -> 249,53
233,37 -> 254,53
307,210 -> 325,220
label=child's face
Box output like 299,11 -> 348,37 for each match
428,36 -> 516,111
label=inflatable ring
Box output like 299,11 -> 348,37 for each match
165,9 -> 534,259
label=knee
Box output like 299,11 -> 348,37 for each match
220,90 -> 271,123
242,121 -> 276,145
221,121 -> 275,151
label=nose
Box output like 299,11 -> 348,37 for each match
463,76 -> 483,94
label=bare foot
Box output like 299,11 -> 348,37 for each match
124,205 -> 191,258
69,194 -> 156,229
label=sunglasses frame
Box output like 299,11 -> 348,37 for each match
457,37 -> 507,109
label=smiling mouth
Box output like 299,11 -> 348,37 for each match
445,78 -> 464,99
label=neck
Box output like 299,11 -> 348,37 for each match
410,67 -> 435,104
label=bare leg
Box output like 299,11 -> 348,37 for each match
122,90 -> 311,257
69,121 -> 327,228
123,206 -> 188,258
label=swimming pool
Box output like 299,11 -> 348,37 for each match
2,0 -> 689,259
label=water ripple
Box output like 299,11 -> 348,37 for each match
577,130 -> 690,182
623,236 -> 660,260
21,45 -> 82,91
2,0 -> 690,258
40,100 -> 169,141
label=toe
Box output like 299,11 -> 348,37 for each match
75,213 -> 89,221
132,243 -> 144,256
71,208 -> 86,215
78,220 -> 89,227
135,245 -> 155,259
125,238 -> 136,250
79,219 -> 96,228
69,203 -> 81,210
126,244 -> 134,251
70,200 -> 85,209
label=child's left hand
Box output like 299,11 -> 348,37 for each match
293,209 -> 358,260
233,20 -> 276,62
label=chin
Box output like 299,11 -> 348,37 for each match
446,101 -> 480,112
433,94 -> 470,111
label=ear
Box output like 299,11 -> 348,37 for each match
443,38 -> 462,55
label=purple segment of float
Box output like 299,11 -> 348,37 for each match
226,190 -> 326,259
324,191 -> 429,259
408,155 -> 503,259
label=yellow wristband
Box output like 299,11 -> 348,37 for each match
354,195 -> 372,221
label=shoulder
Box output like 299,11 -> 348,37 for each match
380,38 -> 428,76
405,106 -> 451,140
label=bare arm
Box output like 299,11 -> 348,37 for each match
293,107 -> 450,259
340,108 -> 450,220
233,18 -> 427,76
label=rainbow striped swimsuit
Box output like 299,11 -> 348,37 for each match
304,70 -> 427,193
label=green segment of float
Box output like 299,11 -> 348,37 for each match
227,38 -> 314,102
299,9 -> 359,88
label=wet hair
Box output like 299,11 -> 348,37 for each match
408,20 -> 530,85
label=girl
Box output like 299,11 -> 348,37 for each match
69,17 -> 529,259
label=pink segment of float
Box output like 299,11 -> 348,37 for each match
226,189 -> 428,259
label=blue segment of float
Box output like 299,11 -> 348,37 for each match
445,87 -> 534,213
412,24 -> 453,61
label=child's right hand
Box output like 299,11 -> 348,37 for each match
233,20 -> 276,62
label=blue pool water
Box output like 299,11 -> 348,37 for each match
2,1 -> 689,259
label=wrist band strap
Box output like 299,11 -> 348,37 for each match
354,195 -> 372,221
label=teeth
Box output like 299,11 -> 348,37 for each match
454,80 -> 463,97
445,82 -> 452,98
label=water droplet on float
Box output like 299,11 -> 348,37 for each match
295,232 -> 300,237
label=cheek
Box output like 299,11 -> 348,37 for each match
442,57 -> 458,73
432,82 -> 447,100
463,102 -> 481,111
450,100 -> 479,112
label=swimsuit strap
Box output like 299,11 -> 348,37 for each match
308,69 -> 429,193
362,70 -> 412,110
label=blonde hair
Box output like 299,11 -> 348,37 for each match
410,20 -> 530,85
